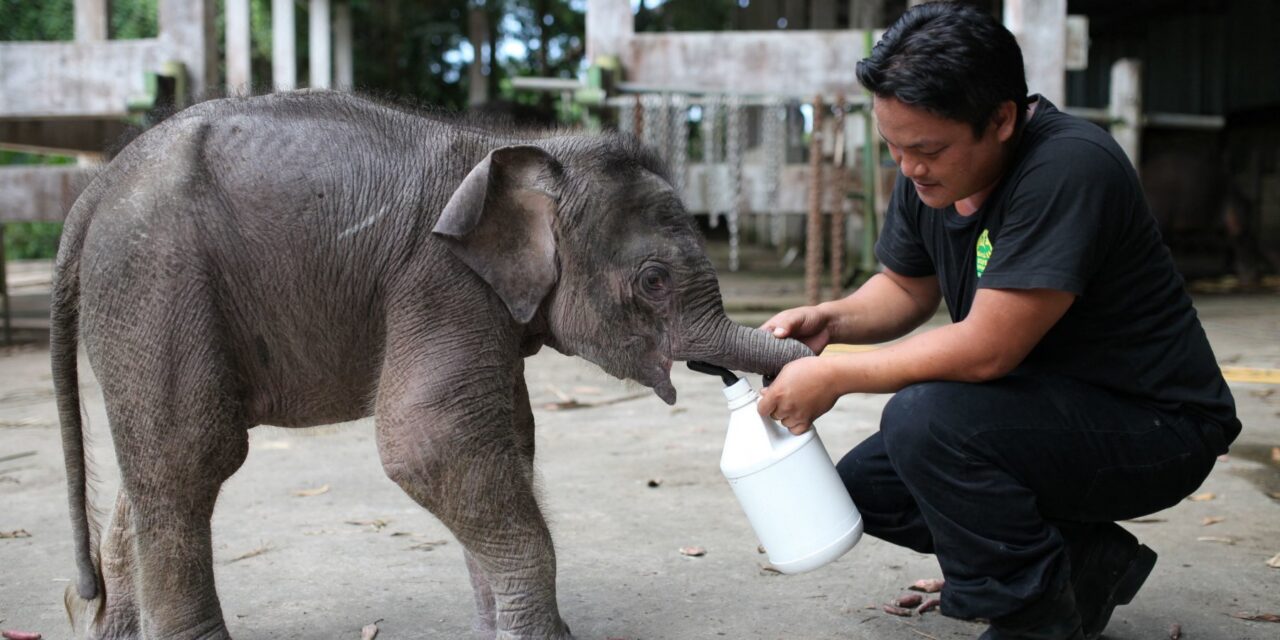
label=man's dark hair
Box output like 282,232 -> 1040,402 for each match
856,1 -> 1028,137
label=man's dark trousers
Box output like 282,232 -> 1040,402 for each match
837,372 -> 1229,621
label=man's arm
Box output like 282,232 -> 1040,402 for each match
824,269 -> 943,344
759,286 -> 1075,434
760,267 -> 942,353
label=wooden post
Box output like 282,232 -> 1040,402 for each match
586,0 -> 632,63
159,0 -> 217,101
1003,0 -> 1066,106
830,95 -> 847,301
0,224 -> 8,345
860,30 -> 880,283
334,1 -> 354,90
468,6 -> 489,106
273,0 -> 297,90
75,0 -> 110,42
805,97 -> 825,306
1109,58 -> 1142,168
309,0 -> 332,89
226,0 -> 252,95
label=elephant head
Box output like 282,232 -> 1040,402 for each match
432,138 -> 811,404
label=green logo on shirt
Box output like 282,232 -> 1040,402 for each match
976,229 -> 992,278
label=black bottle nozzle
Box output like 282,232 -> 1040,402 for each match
687,361 -> 740,387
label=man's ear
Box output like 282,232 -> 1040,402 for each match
432,145 -> 562,324
994,100 -> 1019,143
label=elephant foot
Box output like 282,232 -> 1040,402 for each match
471,616 -> 497,640
494,620 -> 572,640
64,584 -> 139,640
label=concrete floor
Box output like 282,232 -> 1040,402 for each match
1,252 -> 1278,640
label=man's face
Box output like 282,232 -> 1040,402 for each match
874,96 -> 1017,210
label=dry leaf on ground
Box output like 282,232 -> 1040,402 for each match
407,540 -> 449,551
0,530 -> 32,539
228,544 -> 272,563
1187,492 -> 1216,502
346,519 -> 390,531
1169,622 -> 1182,639
2,630 -> 43,640
360,621 -> 380,640
918,598 -> 941,614
1197,536 -> 1236,545
909,578 -> 945,593
1266,552 -> 1280,569
1269,492 -> 1280,500
881,604 -> 913,617
1230,612 -> 1280,623
679,546 -> 706,557
291,484 -> 330,497
1201,516 -> 1226,526
893,593 -> 924,608
1271,447 -> 1280,464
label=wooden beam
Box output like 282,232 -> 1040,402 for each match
586,0 -> 632,63
273,0 -> 298,90
1004,0 -> 1066,105
226,0 -> 252,95
75,0 -> 111,42
309,0 -> 331,89
621,31 -> 872,96
334,1 -> 354,91
1109,58 -> 1142,168
0,119 -> 130,155
159,0 -> 216,100
0,166 -> 96,223
0,40 -> 167,118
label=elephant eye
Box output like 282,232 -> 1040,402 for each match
639,265 -> 671,297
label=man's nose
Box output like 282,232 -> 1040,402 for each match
901,156 -> 926,179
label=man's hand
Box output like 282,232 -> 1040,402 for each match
760,306 -> 833,355
756,356 -> 839,435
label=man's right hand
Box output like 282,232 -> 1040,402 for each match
760,305 -> 833,355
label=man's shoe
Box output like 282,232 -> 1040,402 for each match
979,577 -> 1085,640
1067,523 -> 1158,640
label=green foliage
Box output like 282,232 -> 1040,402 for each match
3,222 -> 63,261
0,0 -> 73,41
113,0 -> 159,39
636,0 -> 733,32
1,152 -> 71,261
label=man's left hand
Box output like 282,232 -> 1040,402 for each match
757,356 -> 839,435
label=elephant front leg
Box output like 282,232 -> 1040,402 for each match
376,364 -> 569,640
463,364 -> 539,638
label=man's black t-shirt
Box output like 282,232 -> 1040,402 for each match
875,96 -> 1240,438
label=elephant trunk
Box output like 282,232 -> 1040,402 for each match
677,315 -> 813,377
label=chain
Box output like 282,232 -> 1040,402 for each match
726,94 -> 744,272
701,96 -> 721,229
669,93 -> 687,194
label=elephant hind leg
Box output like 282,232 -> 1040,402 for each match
65,491 -> 141,640
104,394 -> 250,640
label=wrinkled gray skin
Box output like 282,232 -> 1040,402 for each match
51,91 -> 810,640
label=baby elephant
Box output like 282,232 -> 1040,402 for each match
52,91 -> 810,639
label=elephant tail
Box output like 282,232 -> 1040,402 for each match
52,187 -> 102,603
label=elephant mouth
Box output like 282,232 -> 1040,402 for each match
644,357 -> 677,405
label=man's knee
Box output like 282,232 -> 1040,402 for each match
881,381 -> 973,464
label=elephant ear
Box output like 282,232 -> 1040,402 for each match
433,145 -> 562,324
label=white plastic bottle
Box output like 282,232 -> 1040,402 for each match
718,376 -> 863,574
